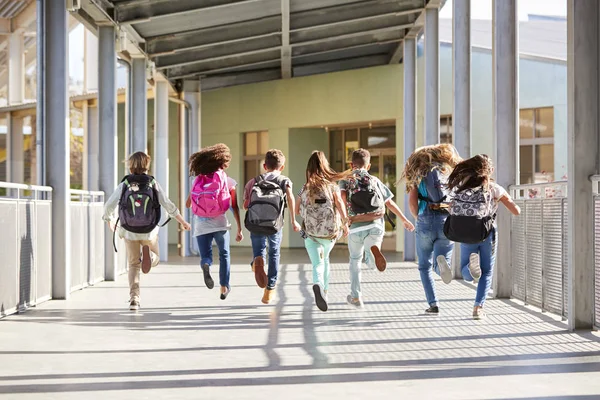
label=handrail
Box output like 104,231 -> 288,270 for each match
591,175 -> 600,183
509,181 -> 568,191
0,181 -> 53,192
69,189 -> 104,196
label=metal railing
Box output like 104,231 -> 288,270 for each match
592,176 -> 600,329
509,181 -> 568,319
70,189 -> 106,292
0,182 -> 53,317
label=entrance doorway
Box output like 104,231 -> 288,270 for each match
328,123 -> 397,250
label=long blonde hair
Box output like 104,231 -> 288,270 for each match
399,144 -> 461,192
305,151 -> 349,198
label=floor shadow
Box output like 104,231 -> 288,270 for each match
298,264 -> 328,367
18,203 -> 34,310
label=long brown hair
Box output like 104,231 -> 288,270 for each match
400,143 -> 461,192
188,143 -> 232,176
305,151 -> 349,198
447,154 -> 494,192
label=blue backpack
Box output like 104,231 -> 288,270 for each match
419,167 -> 450,212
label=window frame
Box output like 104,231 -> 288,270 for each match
243,131 -> 268,183
519,106 -> 555,183
440,115 -> 453,144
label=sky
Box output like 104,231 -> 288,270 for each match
67,0 -> 568,85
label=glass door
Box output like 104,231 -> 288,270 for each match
368,150 -> 397,251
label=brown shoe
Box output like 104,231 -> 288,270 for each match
253,256 -> 267,288
141,245 -> 152,274
262,287 -> 276,304
370,245 -> 387,272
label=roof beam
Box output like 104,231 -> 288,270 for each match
201,69 -> 281,91
281,0 -> 291,79
168,58 -> 282,80
388,39 -> 404,64
115,0 -> 264,25
11,0 -> 36,33
294,54 -> 390,77
291,8 -> 421,33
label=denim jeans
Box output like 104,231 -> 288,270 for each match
196,230 -> 231,289
461,228 -> 497,307
416,213 -> 454,306
251,231 -> 284,289
304,237 -> 336,291
348,226 -> 384,299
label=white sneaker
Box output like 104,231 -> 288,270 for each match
437,255 -> 453,284
469,253 -> 482,284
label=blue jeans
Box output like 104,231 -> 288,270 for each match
348,226 -> 384,299
461,228 -> 497,307
304,237 -> 336,291
251,231 -> 283,289
196,230 -> 231,288
416,213 -> 454,307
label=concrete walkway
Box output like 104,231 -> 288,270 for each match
1,249 -> 600,399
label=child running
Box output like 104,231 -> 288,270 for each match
244,149 -> 301,304
402,144 -> 461,315
187,144 -> 243,300
103,152 -> 191,311
296,151 -> 349,312
341,149 -> 415,308
445,154 -> 521,319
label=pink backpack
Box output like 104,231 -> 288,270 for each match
190,170 -> 231,218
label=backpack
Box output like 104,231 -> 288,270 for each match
190,170 -> 231,218
419,167 -> 450,213
443,186 -> 495,244
244,175 -> 286,235
300,184 -> 341,239
345,169 -> 385,215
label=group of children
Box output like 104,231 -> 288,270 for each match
103,142 -> 520,319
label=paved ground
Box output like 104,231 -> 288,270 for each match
1,249 -> 600,399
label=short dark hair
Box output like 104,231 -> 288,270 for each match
264,149 -> 286,170
352,148 -> 371,168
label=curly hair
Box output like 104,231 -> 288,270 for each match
188,143 -> 232,176
447,154 -> 494,193
399,143 -> 461,192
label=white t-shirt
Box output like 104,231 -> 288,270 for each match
192,177 -> 237,237
488,182 -> 509,215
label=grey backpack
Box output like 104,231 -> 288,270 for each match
244,175 -> 286,235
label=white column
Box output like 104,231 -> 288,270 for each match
424,7 -> 440,145
566,0 -> 598,330
84,103 -> 100,191
453,0 -> 471,159
131,57 -> 147,153
182,80 -> 201,256
84,29 -> 98,92
492,0 -> 519,299
43,0 -> 71,299
403,37 -> 417,261
98,26 -> 118,281
8,33 -> 25,184
154,81 -> 169,261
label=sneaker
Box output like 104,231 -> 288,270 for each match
473,307 -> 486,320
129,300 -> 140,311
370,246 -> 387,272
425,305 -> 439,314
220,286 -> 231,300
437,255 -> 453,284
202,264 -> 214,289
469,253 -> 482,284
262,287 -> 276,304
253,256 -> 268,289
313,284 -> 328,312
346,295 -> 364,309
141,245 -> 152,274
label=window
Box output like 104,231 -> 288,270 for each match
440,115 -> 452,144
243,131 -> 268,184
519,107 -> 554,184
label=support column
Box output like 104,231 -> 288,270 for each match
98,26 -> 118,281
84,103 -> 100,191
41,0 -> 70,299
424,7 -> 440,145
453,0 -> 471,159
566,0 -> 597,330
403,37 -> 417,261
492,0 -> 518,299
131,57 -> 147,153
8,33 -> 25,184
36,0 -> 46,186
182,80 -> 201,256
154,81 -> 169,261
84,29 -> 98,92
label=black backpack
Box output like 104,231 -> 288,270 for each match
347,169 -> 385,215
244,175 -> 286,235
443,187 -> 495,244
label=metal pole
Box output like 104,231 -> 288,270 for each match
453,0 -> 471,159
98,26 -> 118,281
86,104 -> 100,191
117,58 -> 132,156
492,0 -> 519,299
154,81 -> 169,261
131,57 -> 147,153
36,0 -> 46,186
403,37 -> 417,261
8,32 -> 25,184
183,80 -> 201,256
424,7 -> 440,145
45,0 -> 71,299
